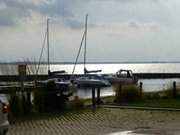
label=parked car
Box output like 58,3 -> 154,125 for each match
0,94 -> 9,135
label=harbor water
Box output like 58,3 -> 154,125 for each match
1,63 -> 180,98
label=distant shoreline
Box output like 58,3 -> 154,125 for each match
1,61 -> 180,65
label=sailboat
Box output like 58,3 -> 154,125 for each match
73,14 -> 110,87
36,19 -> 72,96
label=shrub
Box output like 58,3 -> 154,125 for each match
160,82 -> 180,99
65,96 -> 84,110
33,80 -> 69,112
113,84 -> 141,103
9,92 -> 20,116
9,90 -> 32,118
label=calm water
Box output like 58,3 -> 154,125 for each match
50,63 -> 180,74
1,63 -> 180,98
77,79 -> 180,99
1,62 -> 180,75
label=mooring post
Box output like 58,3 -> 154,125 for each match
140,82 -> 143,99
27,90 -> 31,104
173,81 -> 176,98
18,64 -> 27,91
97,87 -> 101,105
92,87 -> 96,107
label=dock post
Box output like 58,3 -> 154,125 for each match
140,82 -> 143,99
18,64 -> 27,91
173,81 -> 176,98
92,87 -> 96,108
97,87 -> 101,105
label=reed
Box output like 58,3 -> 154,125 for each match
113,84 -> 141,103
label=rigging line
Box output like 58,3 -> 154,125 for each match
72,31 -> 86,75
35,31 -> 47,77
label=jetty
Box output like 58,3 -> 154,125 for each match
1,73 -> 180,82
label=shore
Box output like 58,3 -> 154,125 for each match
7,108 -> 180,135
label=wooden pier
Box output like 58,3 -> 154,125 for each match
1,73 -> 180,82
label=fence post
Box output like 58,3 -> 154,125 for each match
18,64 -> 27,91
140,82 -> 143,99
173,81 -> 176,98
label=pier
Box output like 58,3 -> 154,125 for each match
1,73 -> 180,82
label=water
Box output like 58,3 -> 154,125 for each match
48,63 -> 180,74
77,79 -> 180,99
1,62 -> 180,75
1,63 -> 180,98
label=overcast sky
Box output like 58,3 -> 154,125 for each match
0,0 -> 180,62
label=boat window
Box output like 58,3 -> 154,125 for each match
117,71 -> 133,78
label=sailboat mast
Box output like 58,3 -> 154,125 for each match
84,14 -> 88,74
47,18 -> 50,73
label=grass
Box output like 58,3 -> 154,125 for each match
99,95 -> 180,108
124,98 -> 180,108
79,93 -> 180,109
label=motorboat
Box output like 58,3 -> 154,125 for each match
104,69 -> 138,84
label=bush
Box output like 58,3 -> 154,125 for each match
9,91 -> 32,118
113,84 -> 141,103
9,92 -> 20,116
33,80 -> 69,112
159,82 -> 180,99
65,96 -> 84,110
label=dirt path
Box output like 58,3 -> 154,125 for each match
7,108 -> 180,135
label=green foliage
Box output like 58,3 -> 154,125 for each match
33,88 -> 45,112
9,91 -> 32,119
127,98 -> 180,108
9,92 -> 20,116
33,80 -> 69,112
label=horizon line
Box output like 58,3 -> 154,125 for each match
1,61 -> 180,64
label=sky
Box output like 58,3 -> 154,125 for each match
0,0 -> 180,63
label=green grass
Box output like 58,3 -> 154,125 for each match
127,98 -> 180,108
100,95 -> 180,108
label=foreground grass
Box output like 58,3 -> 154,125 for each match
124,98 -> 180,108
82,94 -> 180,108
82,95 -> 180,108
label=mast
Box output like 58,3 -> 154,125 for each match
84,14 -> 88,74
47,18 -> 50,74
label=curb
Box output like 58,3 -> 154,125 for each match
98,105 -> 180,111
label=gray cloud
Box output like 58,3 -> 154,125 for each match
0,0 -> 82,28
0,0 -> 35,26
0,0 -> 168,29
128,21 -> 140,29
63,19 -> 83,29
37,0 -> 74,17
89,0 -> 160,3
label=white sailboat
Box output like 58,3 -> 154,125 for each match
36,19 -> 71,95
73,14 -> 110,87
